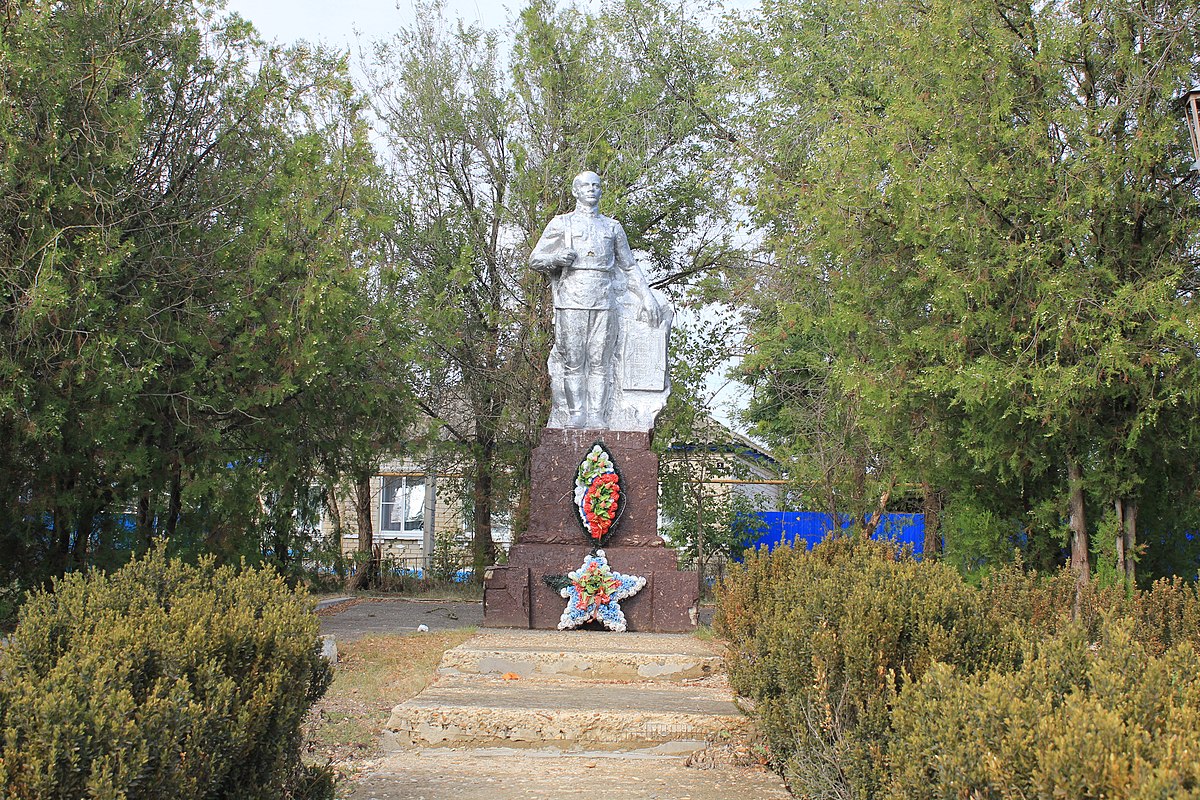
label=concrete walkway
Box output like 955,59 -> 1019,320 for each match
318,598 -> 484,641
345,629 -> 789,800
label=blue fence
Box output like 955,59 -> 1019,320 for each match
743,511 -> 927,556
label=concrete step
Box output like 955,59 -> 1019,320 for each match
438,629 -> 724,682
384,674 -> 749,753
348,749 -> 792,799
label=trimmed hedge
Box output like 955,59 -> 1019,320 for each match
715,536 -> 1006,799
717,537 -> 1200,799
888,618 -> 1200,799
0,548 -> 333,800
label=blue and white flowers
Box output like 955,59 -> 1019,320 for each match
556,551 -> 646,633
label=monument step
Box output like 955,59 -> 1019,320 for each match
383,674 -> 749,753
349,749 -> 793,799
437,629 -> 724,682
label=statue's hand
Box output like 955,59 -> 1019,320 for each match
554,249 -> 577,270
639,297 -> 663,327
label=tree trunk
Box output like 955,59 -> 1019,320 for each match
1115,498 -> 1127,582
1067,457 -> 1089,609
71,486 -> 100,569
344,472 -> 374,592
50,475 -> 72,577
822,476 -> 840,538
1123,503 -> 1132,585
164,461 -> 183,540
694,458 -> 706,596
862,478 -> 895,539
921,482 -> 943,559
323,484 -> 346,578
471,431 -> 497,579
324,483 -> 344,539
852,454 -> 868,537
1114,498 -> 1138,588
137,487 -> 154,546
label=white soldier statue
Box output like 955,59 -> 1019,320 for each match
530,171 -> 672,430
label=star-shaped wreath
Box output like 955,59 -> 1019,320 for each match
548,551 -> 646,632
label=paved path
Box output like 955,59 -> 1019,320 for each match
318,599 -> 710,643
318,598 -> 483,642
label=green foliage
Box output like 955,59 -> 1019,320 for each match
1074,576 -> 1200,657
887,618 -> 1200,799
715,536 -> 1004,799
733,0 -> 1200,578
979,558 -> 1077,642
657,318 -> 769,570
0,0 -> 410,604
940,496 -> 1023,582
428,529 -> 474,584
0,547 -> 333,800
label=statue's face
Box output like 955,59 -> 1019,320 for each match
572,172 -> 602,205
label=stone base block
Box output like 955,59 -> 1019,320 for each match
484,544 -> 699,633
524,428 -> 662,547
484,426 -> 698,632
384,674 -> 747,751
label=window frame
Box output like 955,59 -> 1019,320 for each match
379,475 -> 426,539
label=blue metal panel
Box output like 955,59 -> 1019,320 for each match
743,511 -> 926,556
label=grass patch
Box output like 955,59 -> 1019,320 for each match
304,627 -> 475,773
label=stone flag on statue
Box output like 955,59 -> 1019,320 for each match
621,315 -> 668,393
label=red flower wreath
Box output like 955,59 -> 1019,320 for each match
574,443 -> 625,544
582,473 -> 621,541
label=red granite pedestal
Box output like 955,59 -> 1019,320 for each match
483,429 -> 699,632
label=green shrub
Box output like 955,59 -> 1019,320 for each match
940,497 -> 1024,582
1077,576 -> 1200,657
979,558 -> 1077,651
987,564 -> 1200,655
887,617 -> 1200,799
715,535 -> 1005,800
0,548 -> 333,800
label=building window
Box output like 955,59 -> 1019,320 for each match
380,476 -> 425,537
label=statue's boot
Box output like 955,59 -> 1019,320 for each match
585,371 -> 609,429
564,374 -> 587,428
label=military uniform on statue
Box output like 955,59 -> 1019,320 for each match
483,172 -> 699,632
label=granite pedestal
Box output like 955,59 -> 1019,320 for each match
483,429 -> 699,632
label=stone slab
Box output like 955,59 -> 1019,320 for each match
439,629 -> 723,682
486,544 -> 698,632
480,566 -> 531,628
346,749 -> 791,800
524,428 -> 662,547
384,674 -> 749,751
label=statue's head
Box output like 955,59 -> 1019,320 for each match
571,171 -> 602,205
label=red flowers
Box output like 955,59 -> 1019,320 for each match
573,561 -> 621,610
575,443 -> 623,543
582,473 -> 620,540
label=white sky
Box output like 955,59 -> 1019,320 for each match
222,0 -> 754,51
223,0 -> 540,47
